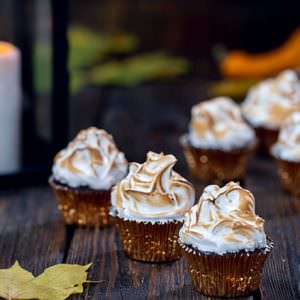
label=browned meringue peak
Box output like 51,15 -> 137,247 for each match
111,151 -> 195,219
52,127 -> 128,190
242,70 -> 300,129
188,97 -> 255,150
271,112 -> 300,162
179,182 -> 267,254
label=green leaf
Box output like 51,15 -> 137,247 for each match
33,25 -> 139,94
0,261 -> 102,300
68,26 -> 138,70
89,52 -> 190,86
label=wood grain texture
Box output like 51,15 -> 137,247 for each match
0,188 -> 65,275
0,158 -> 300,299
66,226 -> 231,300
246,158 -> 300,300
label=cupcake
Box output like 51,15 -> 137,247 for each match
271,112 -> 300,195
111,151 -> 195,262
49,127 -> 128,227
181,97 -> 256,183
179,182 -> 273,297
242,70 -> 300,153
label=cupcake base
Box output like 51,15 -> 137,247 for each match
180,135 -> 256,184
49,177 -> 111,227
113,214 -> 183,262
254,126 -> 278,155
180,239 -> 273,297
273,158 -> 300,196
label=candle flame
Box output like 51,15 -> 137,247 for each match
0,42 -> 16,55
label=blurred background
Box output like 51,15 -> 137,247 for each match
0,0 -> 299,187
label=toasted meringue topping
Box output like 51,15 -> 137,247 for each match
52,127 -> 128,190
271,112 -> 300,161
242,70 -> 300,129
188,97 -> 255,150
111,151 -> 195,219
179,182 -> 267,254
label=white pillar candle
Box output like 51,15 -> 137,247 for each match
0,42 -> 21,174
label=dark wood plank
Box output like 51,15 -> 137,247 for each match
66,226 -> 208,300
246,158 -> 300,300
0,188 -> 65,275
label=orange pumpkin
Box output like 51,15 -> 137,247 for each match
221,27 -> 300,78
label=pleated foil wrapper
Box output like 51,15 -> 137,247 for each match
254,126 -> 278,155
180,135 -> 256,184
180,238 -> 273,297
49,176 -> 111,227
113,214 -> 184,262
274,158 -> 300,196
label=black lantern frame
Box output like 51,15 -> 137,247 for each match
0,0 -> 69,189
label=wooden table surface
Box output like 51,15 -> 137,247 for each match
0,157 -> 299,300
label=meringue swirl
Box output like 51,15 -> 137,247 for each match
271,112 -> 300,162
188,97 -> 255,151
111,151 -> 195,219
179,182 -> 267,254
52,127 -> 128,190
242,70 -> 300,129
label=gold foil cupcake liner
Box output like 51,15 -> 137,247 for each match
254,126 -> 278,155
180,135 -> 256,184
273,158 -> 300,196
113,215 -> 183,262
49,177 -> 111,227
180,239 -> 273,297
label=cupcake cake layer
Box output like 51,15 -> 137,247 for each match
114,218 -> 183,262
49,178 -> 111,226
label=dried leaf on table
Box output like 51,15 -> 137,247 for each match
0,261 -> 102,300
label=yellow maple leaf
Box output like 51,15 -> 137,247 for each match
0,261 -> 101,300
